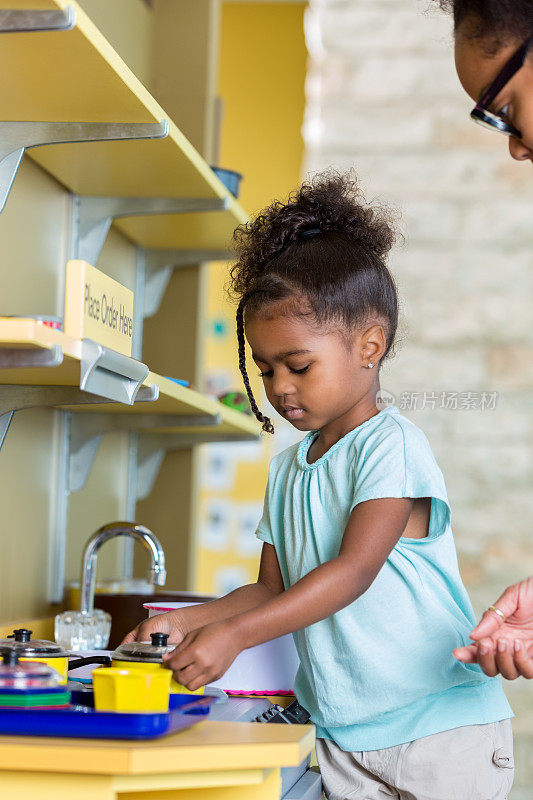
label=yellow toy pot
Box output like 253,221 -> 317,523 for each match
111,632 -> 204,696
0,629 -> 69,684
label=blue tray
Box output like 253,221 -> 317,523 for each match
67,688 -> 210,714
0,691 -> 215,739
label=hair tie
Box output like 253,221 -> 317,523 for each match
301,227 -> 321,239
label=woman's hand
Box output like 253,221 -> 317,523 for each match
454,577 -> 533,679
120,610 -> 189,646
162,620 -> 244,691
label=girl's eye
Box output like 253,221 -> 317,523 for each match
258,365 -> 311,378
291,364 -> 311,375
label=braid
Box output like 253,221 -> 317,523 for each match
236,300 -> 274,434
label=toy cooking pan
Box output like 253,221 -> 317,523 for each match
110,633 -> 204,695
0,629 -> 110,685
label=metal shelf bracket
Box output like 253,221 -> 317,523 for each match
0,120 -> 168,214
0,412 -> 12,450
0,7 -> 75,33
76,195 -> 229,265
136,426 -> 259,502
80,339 -> 152,405
143,247 -> 233,318
69,411 -> 221,494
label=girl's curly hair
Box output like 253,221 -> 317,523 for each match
436,0 -> 533,46
228,171 -> 399,434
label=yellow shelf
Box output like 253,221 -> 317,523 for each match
70,372 -> 261,439
0,319 -> 83,385
0,320 -> 260,441
0,0 -> 248,250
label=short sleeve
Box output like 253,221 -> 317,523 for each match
255,460 -> 276,546
350,418 -> 451,540
255,489 -> 274,545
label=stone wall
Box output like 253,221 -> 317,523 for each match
303,1 -> 533,795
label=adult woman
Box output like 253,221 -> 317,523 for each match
453,578 -> 533,679
441,0 -> 533,162
437,0 -> 533,678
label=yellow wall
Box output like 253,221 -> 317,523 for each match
195,2 -> 307,593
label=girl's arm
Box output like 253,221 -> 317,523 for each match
121,542 -> 284,644
165,497 -> 414,689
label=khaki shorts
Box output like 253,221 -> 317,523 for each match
316,720 -> 514,800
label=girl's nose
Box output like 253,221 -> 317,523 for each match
508,135 -> 533,162
272,372 -> 295,397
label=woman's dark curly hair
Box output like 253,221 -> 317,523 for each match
227,171 -> 399,434
436,1 -> 533,46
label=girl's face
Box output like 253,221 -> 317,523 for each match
454,29 -> 533,163
245,307 -> 385,433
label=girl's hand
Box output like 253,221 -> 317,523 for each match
162,620 -> 243,691
120,610 -> 188,646
453,577 -> 533,679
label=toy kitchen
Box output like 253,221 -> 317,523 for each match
0,522 -> 320,800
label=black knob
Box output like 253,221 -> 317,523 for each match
1,650 -> 19,665
150,632 -> 169,647
13,629 -> 32,642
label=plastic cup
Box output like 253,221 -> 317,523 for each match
92,667 -> 171,712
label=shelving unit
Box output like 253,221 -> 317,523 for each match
0,320 -> 259,442
0,0 -> 248,250
0,318 -> 260,541
0,0 -> 257,445
0,2 -> 259,605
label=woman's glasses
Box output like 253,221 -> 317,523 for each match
471,36 -> 533,138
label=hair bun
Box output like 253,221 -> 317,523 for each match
229,170 -> 396,299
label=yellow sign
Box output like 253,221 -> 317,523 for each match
64,260 -> 134,356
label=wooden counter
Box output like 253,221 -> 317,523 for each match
0,719 -> 315,800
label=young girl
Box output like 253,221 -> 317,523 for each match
125,173 -> 514,799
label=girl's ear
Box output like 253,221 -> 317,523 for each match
360,324 -> 386,367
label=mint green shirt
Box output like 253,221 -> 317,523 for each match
256,405 -> 512,751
